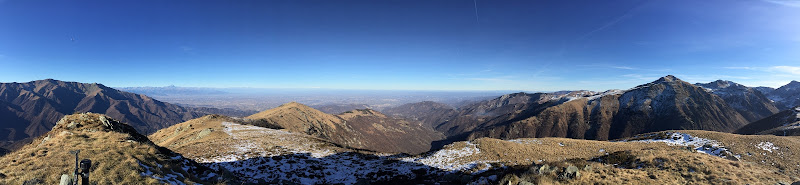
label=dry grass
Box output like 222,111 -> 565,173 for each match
0,113 -> 220,184
458,130 -> 800,184
149,114 -> 360,161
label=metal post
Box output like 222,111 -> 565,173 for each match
79,159 -> 91,185
69,150 -> 80,185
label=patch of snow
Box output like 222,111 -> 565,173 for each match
624,132 -> 734,159
756,142 -> 779,153
138,161 -> 188,185
401,141 -> 498,173
199,122 -> 336,163
509,138 -> 542,144
197,121 -> 509,184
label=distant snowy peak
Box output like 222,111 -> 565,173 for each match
629,75 -> 690,91
695,79 -> 779,122
767,80 -> 800,109
776,80 -> 800,93
695,80 -> 744,91
694,80 -> 751,96
555,89 -> 625,102
754,86 -> 776,95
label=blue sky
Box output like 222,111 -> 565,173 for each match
1,0 -> 799,91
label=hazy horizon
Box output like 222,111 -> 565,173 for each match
2,0 -> 799,91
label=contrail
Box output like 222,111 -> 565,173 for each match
577,1 -> 647,40
473,0 -> 479,23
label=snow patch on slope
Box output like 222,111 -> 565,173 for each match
138,161 -> 188,185
198,122 -> 336,163
193,121 -> 502,184
756,142 -> 779,153
509,138 -> 542,145
557,89 -> 625,102
401,141 -> 499,173
623,132 -> 735,159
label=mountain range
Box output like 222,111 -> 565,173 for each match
431,76 -> 749,143
0,79 -> 246,152
695,80 -> 779,122
2,76 -> 800,184
759,80 -> 800,110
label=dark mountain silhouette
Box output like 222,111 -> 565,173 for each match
434,75 -> 749,143
754,86 -> 776,95
182,106 -> 257,117
0,79 -> 222,151
313,103 -> 373,114
383,101 -> 458,129
116,85 -> 229,96
246,102 -> 444,154
695,80 -> 779,122
766,81 -> 800,110
736,107 -> 800,136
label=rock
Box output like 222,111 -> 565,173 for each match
538,164 -> 552,175
195,128 -> 213,139
583,164 -> 592,171
59,174 -> 73,185
38,135 -> 51,147
561,165 -> 580,179
67,121 -> 80,129
22,178 -> 43,185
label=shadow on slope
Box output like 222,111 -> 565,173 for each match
205,152 -> 481,185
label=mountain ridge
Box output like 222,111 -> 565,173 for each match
432,75 -> 749,143
0,79 -> 241,152
245,102 -> 444,154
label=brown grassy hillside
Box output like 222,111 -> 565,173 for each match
0,79 -> 220,152
0,113 -> 227,184
458,130 -> 799,184
445,76 -> 749,142
245,102 -> 443,154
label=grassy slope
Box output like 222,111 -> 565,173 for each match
0,113 -> 226,184
457,130 -> 799,184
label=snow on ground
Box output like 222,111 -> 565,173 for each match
623,132 -> 735,159
138,161 -> 188,185
195,122 -> 502,184
795,107 -> 800,120
756,142 -> 779,153
197,122 -> 336,163
560,89 -> 625,102
509,138 -> 542,144
401,141 -> 499,174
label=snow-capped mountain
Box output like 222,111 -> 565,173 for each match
765,81 -> 800,110
437,75 -> 749,142
695,80 -> 779,122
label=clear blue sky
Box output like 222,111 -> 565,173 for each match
1,0 -> 799,91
